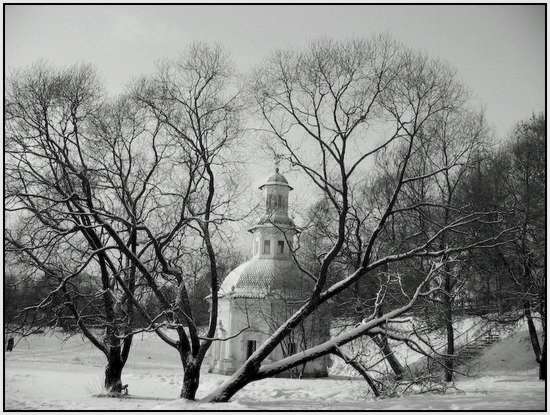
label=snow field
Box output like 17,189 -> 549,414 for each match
4,322 -> 545,410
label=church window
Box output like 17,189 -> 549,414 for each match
247,340 -> 257,358
277,194 -> 282,208
263,240 -> 271,254
278,240 -> 285,254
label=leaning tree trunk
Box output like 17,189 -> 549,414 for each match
332,347 -> 380,397
207,374 -> 251,402
205,361 -> 261,403
370,305 -> 404,380
370,333 -> 404,380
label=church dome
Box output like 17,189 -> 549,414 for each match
259,168 -> 293,190
267,171 -> 288,184
219,258 -> 312,299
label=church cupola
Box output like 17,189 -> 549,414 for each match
259,167 -> 293,221
249,166 -> 297,259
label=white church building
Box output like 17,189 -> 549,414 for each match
207,168 -> 330,377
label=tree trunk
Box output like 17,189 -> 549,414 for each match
444,273 -> 454,382
370,302 -> 404,380
539,291 -> 546,381
539,339 -> 546,380
524,300 -> 542,363
180,362 -> 201,400
205,359 -> 263,403
524,299 -> 546,382
495,265 -> 503,314
332,348 -> 380,397
105,352 -> 123,393
206,370 -> 254,402
370,333 -> 404,380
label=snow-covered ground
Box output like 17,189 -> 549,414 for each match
4,325 -> 545,410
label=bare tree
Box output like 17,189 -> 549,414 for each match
203,37 -> 513,402
117,42 -> 244,399
5,63 -> 136,393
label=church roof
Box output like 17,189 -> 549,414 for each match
248,213 -> 296,232
218,258 -> 312,299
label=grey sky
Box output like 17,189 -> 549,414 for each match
5,4 -> 545,253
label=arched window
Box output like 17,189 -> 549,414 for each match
278,240 -> 285,254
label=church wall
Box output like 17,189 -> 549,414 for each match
231,298 -> 280,363
208,297 -> 233,374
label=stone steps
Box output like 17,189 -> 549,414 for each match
456,331 -> 500,363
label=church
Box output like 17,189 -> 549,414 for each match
207,168 -> 330,377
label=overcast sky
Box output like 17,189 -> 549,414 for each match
6,4 -> 544,136
5,4 -> 545,252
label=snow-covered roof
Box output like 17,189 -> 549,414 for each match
218,257 -> 312,300
248,214 -> 296,233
